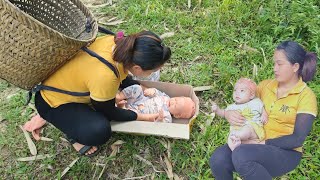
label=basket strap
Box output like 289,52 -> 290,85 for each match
33,85 -> 90,96
85,17 -> 114,35
98,26 -> 115,35
26,85 -> 91,105
81,47 -> 120,79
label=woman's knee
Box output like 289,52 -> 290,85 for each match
210,145 -> 232,171
232,145 -> 253,171
78,116 -> 112,146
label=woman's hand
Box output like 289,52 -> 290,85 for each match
261,108 -> 268,124
115,93 -> 127,108
225,110 -> 246,126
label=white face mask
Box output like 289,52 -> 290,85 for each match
131,70 -> 160,81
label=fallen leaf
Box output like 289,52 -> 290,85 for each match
134,155 -> 162,173
110,140 -> 125,157
95,163 -> 106,166
145,4 -> 150,16
158,139 -> 171,158
60,157 -> 79,178
98,165 -> 106,179
60,137 -> 68,142
40,137 -> 53,142
86,3 -> 111,8
160,32 -> 175,39
151,173 -> 155,180
108,173 -> 120,179
123,174 -> 152,180
209,112 -> 215,119
6,93 -> 18,100
239,44 -> 259,53
19,125 -> 37,155
28,103 -> 37,112
17,154 -> 52,161
174,173 -> 181,180
47,164 -> 53,170
99,19 -> 126,26
253,63 -> 258,77
92,165 -> 98,180
193,86 -> 212,92
125,167 -> 134,178
190,55 -> 202,63
163,154 -> 174,180
107,17 -> 117,22
260,47 -> 267,64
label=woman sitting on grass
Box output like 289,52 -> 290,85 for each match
209,41 -> 318,179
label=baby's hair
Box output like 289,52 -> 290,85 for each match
235,78 -> 257,95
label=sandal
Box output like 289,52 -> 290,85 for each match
67,137 -> 101,157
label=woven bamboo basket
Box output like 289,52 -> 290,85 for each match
0,0 -> 98,90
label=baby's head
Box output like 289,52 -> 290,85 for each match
168,97 -> 196,119
233,78 -> 257,104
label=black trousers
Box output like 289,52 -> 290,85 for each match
35,92 -> 112,146
209,144 -> 302,180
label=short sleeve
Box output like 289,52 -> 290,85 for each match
297,88 -> 318,117
88,73 -> 120,102
251,98 -> 264,113
225,104 -> 237,111
256,80 -> 270,99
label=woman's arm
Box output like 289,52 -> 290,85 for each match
119,75 -> 140,90
265,113 -> 315,150
224,110 -> 246,126
91,98 -> 137,121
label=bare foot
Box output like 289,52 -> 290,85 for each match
72,142 -> 98,156
228,134 -> 241,151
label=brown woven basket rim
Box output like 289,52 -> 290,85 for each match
4,0 -> 97,43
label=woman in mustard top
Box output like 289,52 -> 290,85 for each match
209,41 -> 318,179
34,31 -> 171,156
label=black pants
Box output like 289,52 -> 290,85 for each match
35,92 -> 112,146
209,144 -> 302,180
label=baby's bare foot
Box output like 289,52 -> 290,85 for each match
228,134 -> 241,151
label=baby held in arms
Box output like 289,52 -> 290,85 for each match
211,78 -> 268,151
116,85 -> 196,123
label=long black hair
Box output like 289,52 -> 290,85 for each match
276,41 -> 317,82
113,31 -> 171,70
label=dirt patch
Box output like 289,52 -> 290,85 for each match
0,86 -> 21,101
0,121 -> 6,134
0,146 -> 10,158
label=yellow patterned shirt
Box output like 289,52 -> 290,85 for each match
40,35 -> 128,108
257,78 -> 317,152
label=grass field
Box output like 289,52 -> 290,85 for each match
0,0 -> 319,179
